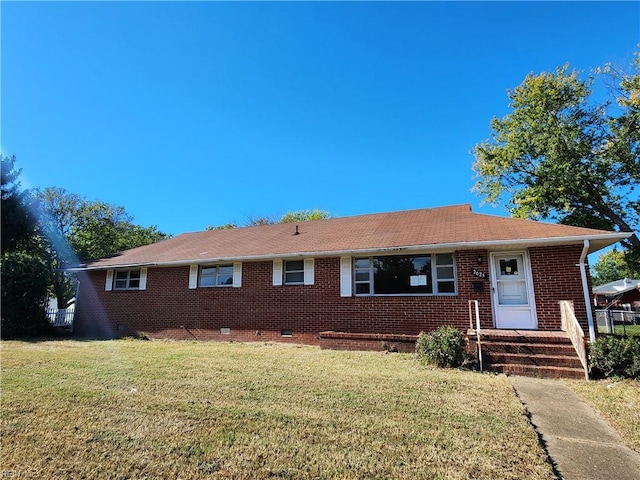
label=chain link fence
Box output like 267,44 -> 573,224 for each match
595,309 -> 640,337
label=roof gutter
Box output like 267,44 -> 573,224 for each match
65,231 -> 632,272
578,239 -> 596,342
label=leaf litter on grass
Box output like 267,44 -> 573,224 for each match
1,340 -> 555,479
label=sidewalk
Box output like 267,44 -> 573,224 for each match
509,376 -> 640,480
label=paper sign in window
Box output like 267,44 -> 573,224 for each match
500,259 -> 519,276
410,275 -> 428,286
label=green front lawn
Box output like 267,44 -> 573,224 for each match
564,378 -> 640,453
597,324 -> 640,337
1,340 -> 556,479
613,324 -> 640,337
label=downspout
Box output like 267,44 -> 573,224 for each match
578,239 -> 596,342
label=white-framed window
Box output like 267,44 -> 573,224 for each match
199,264 -> 233,287
354,258 -> 373,295
284,260 -> 305,284
435,253 -> 456,293
273,258 -> 314,286
115,269 -> 140,289
111,268 -> 147,291
189,263 -> 241,289
353,254 -> 456,296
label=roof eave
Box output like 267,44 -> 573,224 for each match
67,231 -> 631,271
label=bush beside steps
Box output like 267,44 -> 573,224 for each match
415,326 -> 474,369
589,335 -> 640,380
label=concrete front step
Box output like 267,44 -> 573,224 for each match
484,352 -> 583,368
481,341 -> 577,356
474,332 -> 572,344
468,329 -> 587,379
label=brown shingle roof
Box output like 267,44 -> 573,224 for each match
73,204 -> 630,270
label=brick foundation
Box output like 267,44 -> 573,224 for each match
318,331 -> 418,353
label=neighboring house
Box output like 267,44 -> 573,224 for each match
593,278 -> 640,309
69,204 -> 629,355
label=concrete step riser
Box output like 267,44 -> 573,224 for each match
481,343 -> 576,356
477,335 -> 572,345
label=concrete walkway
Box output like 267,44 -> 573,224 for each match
509,376 -> 640,480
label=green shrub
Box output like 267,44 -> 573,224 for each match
415,326 -> 468,368
589,336 -> 640,379
1,251 -> 53,338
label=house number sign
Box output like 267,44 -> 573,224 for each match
471,268 -> 487,279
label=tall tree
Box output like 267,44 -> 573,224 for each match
35,187 -> 169,307
1,156 -> 51,336
280,209 -> 332,223
210,209 -> 334,230
34,188 -> 86,308
245,215 -> 280,226
1,251 -> 52,337
1,155 -> 37,254
473,52 -> 640,268
205,223 -> 238,231
591,249 -> 640,286
69,200 -> 167,261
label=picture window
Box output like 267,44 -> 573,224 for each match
354,254 -> 456,296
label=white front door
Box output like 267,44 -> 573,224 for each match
491,252 -> 537,329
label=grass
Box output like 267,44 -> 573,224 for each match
0,339 -> 557,479
563,378 -> 640,453
613,324 -> 640,337
597,324 -> 640,337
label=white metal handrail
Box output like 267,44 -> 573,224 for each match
559,300 -> 589,380
468,300 -> 482,372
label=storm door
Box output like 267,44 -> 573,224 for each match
491,252 -> 537,329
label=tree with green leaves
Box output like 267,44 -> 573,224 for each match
208,209 -> 333,230
591,249 -> 640,286
1,155 -> 37,254
245,215 -> 280,226
205,223 -> 238,231
1,251 -> 52,337
473,51 -> 640,272
68,199 -> 168,261
1,156 -> 51,336
1,157 -> 170,334
280,209 -> 332,223
35,187 -> 169,308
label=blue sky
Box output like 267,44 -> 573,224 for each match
2,1 -> 639,236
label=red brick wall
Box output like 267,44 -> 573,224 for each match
74,246 -> 589,343
75,250 -> 492,341
318,332 -> 418,353
529,244 -> 591,333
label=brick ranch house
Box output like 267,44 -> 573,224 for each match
69,205 -> 630,376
